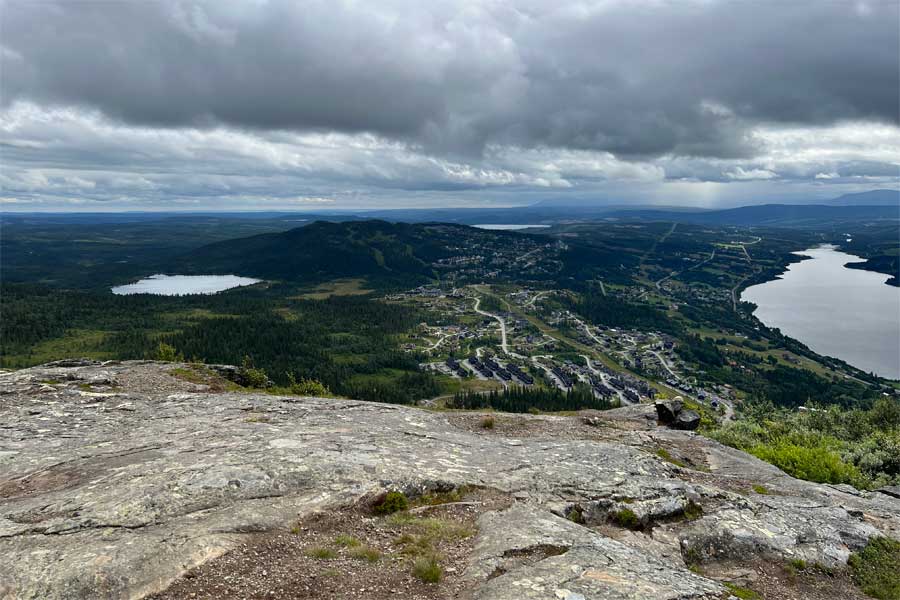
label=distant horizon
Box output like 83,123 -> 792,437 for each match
1,190 -> 897,214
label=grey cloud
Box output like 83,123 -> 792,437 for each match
2,0 -> 897,160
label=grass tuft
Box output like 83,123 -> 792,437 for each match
348,545 -> 382,563
305,546 -> 338,560
334,534 -> 360,547
412,556 -> 443,583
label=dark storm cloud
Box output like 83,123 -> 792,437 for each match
2,0 -> 897,159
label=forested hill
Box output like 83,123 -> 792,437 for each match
180,220 -> 542,288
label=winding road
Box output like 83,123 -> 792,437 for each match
473,296 -> 509,355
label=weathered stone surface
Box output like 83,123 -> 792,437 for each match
876,485 -> 900,499
465,505 -> 723,599
1,361 -> 898,599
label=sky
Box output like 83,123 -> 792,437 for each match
1,0 -> 898,212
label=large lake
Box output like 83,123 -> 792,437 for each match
111,274 -> 260,296
742,245 -> 900,379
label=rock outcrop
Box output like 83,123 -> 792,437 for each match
1,361 -> 898,599
656,399 -> 701,431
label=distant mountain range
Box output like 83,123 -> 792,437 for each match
602,203 -> 899,228
825,189 -> 899,206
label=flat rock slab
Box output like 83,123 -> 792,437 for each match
1,361 -> 898,599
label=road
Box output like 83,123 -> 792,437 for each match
425,333 -> 452,352
531,356 -> 569,391
524,291 -> 549,308
649,350 -> 679,379
473,296 -> 509,355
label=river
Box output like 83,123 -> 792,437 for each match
741,245 -> 900,379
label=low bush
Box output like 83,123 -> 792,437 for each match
748,442 -> 863,487
374,490 -> 409,515
849,536 -> 900,599
612,508 -> 640,530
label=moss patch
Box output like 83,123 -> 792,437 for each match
723,582 -> 762,600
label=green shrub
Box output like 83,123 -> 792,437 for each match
155,342 -> 182,362
849,537 -> 900,599
752,484 -> 770,495
412,556 -> 443,583
374,490 -> 409,515
612,508 -> 640,530
287,372 -> 330,396
748,442 -> 863,487
239,356 -> 269,388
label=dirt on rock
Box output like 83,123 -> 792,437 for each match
150,488 -> 512,600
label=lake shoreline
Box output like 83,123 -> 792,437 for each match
741,245 -> 900,379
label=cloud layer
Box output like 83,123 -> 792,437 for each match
1,0 -> 898,210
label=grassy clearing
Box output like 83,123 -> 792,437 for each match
296,278 -> 373,300
3,328 -> 112,368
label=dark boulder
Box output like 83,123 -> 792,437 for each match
673,409 -> 701,431
654,400 -> 683,424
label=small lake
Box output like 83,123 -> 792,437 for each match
472,224 -> 550,230
111,274 -> 261,296
741,245 -> 900,379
